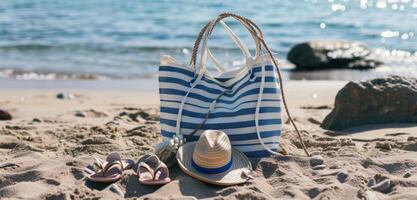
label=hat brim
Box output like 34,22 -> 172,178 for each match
176,142 -> 252,186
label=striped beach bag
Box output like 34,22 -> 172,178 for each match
158,13 -> 309,157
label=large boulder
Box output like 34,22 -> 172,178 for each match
0,109 -> 12,121
287,40 -> 382,70
321,76 -> 417,131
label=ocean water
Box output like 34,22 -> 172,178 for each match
0,0 -> 417,80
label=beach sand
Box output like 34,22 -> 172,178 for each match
1,80 -> 417,200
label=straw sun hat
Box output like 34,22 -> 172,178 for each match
176,130 -> 252,186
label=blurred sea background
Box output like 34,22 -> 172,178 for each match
1,0 -> 417,80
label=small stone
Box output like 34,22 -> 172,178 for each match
337,170 -> 349,183
403,142 -> 417,151
307,117 -> 321,125
57,92 -> 75,100
370,179 -> 391,193
0,109 -> 12,121
310,155 -> 324,166
135,116 -> 147,123
312,164 -> 326,170
329,165 -> 338,169
32,118 -> 42,123
375,142 -> 392,151
75,111 -> 87,118
367,178 -> 376,187
403,171 -> 412,178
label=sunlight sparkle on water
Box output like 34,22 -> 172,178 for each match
331,4 -> 346,11
360,0 -> 369,9
376,1 -> 387,8
182,48 -> 189,55
381,30 -> 400,38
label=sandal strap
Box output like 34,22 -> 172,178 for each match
138,161 -> 155,179
144,154 -> 160,169
153,162 -> 169,180
102,159 -> 123,174
93,157 -> 105,170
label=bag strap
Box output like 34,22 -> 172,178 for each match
190,14 -> 264,68
187,13 -> 310,157
206,20 -> 252,73
190,14 -> 263,75
252,19 -> 310,157
185,90 -> 227,142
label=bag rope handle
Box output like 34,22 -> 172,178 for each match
188,13 -> 310,157
189,13 -> 264,68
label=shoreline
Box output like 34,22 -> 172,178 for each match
0,80 -> 346,121
0,78 -> 158,91
2,52 -> 417,82
0,78 -> 346,93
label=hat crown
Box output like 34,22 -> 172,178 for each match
192,130 -> 232,169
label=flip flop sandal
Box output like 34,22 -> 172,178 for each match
137,154 -> 159,183
94,152 -> 134,172
138,154 -> 171,185
87,152 -> 133,183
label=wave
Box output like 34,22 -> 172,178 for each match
0,43 -> 246,52
1,47 -> 416,81
0,68 -> 156,80
0,44 -> 53,51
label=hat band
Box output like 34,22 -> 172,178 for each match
191,157 -> 233,174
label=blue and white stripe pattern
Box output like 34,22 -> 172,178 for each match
158,55 -> 282,157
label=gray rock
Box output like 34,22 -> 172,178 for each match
367,178 -> 376,187
370,179 -> 391,193
403,142 -> 417,151
0,109 -> 12,121
310,155 -> 324,166
321,76 -> 417,131
403,171 -> 412,178
57,92 -> 75,100
32,118 -> 42,123
312,164 -> 326,170
287,40 -> 382,70
329,165 -> 339,169
75,111 -> 87,118
337,170 -> 349,182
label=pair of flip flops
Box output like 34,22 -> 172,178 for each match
87,152 -> 134,183
137,154 -> 171,185
87,153 -> 170,185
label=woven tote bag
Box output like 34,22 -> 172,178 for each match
158,13 -> 309,157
